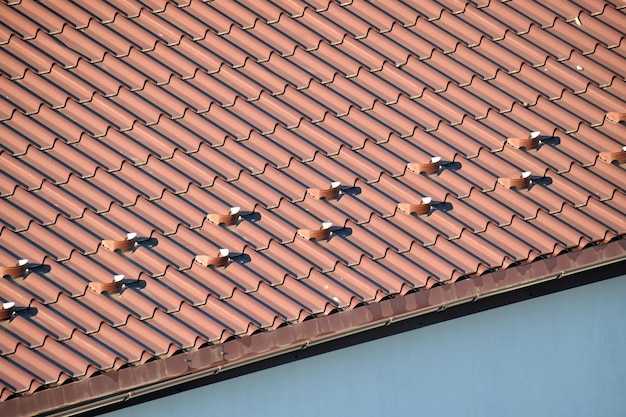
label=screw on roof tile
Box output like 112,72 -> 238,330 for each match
0,302 -> 15,321
606,112 -> 626,124
507,131 -> 541,150
407,157 -> 442,175
598,146 -> 626,164
307,182 -> 341,200
297,222 -> 333,241
207,207 -> 241,226
88,274 -> 125,295
195,249 -> 230,268
397,197 -> 432,216
0,259 -> 29,278
101,233 -> 137,252
498,171 -> 532,190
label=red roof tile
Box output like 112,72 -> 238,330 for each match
0,0 -> 625,414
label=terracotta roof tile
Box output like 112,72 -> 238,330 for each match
1,1 -> 625,412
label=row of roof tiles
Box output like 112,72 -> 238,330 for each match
1,2 -> 623,79
0,0 -> 625,408
1,0 -> 622,45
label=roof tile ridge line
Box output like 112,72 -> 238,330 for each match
0,106 -> 18,123
466,27 -> 508,50
124,4 -> 154,20
267,240 -> 334,278
457,225 -> 523,269
28,139 -> 100,181
409,7 -> 444,23
318,0 -> 338,13
271,191 -> 309,214
518,24 -> 577,62
31,356 -> 74,388
338,104 -> 403,145
264,17 -> 324,54
88,166 -> 142,207
466,39 -> 524,71
451,114 -> 506,154
141,229 -> 191,274
111,159 -> 167,198
238,4 -> 277,25
0,171 -> 19,196
580,183 -> 620,205
2,379 -> 43,401
40,3 -> 89,31
82,19 -> 131,59
538,13 -> 560,30
20,209 -> 69,234
4,83 -> 91,125
102,13 -> 158,53
242,15 -> 271,34
308,111 -> 348,140
2,165 -> 49,194
334,144 -> 390,183
511,98 -> 588,135
595,4 -> 623,25
597,74 -> 625,96
37,65 -> 98,107
158,265 -> 210,306
441,2 -> 469,16
0,336 -> 22,356
566,39 -> 610,64
72,4 -> 113,25
0,31 -> 18,46
3,19 -> 41,42
182,110 -> 230,148
365,5 -> 417,30
492,28 -> 544,66
276,2 -> 308,19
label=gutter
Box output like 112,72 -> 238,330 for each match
3,239 -> 625,417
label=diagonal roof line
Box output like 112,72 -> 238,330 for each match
4,239 -> 625,417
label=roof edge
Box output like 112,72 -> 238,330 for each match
4,240 -> 626,417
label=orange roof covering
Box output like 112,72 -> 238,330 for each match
0,0 -> 625,414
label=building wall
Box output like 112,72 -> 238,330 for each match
105,274 -> 626,417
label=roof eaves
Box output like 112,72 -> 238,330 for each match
3,239 -> 625,417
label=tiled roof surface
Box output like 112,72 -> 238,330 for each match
1,0 -> 625,409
